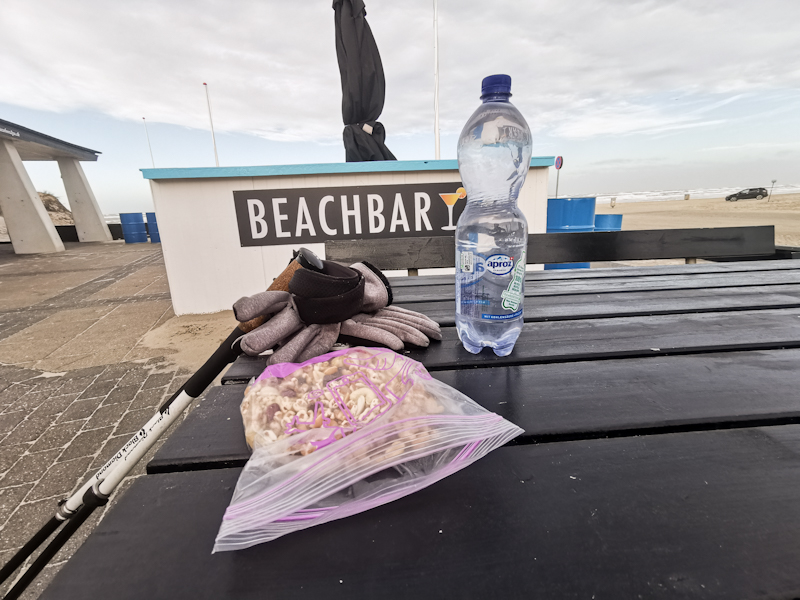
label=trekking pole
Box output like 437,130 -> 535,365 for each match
1,248 -> 324,599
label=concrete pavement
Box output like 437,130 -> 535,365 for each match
0,241 -> 202,599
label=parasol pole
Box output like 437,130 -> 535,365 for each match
203,83 -> 220,167
433,0 -> 440,160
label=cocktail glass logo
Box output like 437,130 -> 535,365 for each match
439,187 -> 466,231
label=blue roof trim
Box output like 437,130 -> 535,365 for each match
141,157 -> 555,180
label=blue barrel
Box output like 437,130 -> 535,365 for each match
594,214 -> 623,232
146,212 -> 160,243
545,197 -> 596,270
119,213 -> 148,244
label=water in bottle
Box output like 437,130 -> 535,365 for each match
455,74 -> 532,356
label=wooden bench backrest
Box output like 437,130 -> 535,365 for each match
325,226 -> 775,271
325,225 -> 775,270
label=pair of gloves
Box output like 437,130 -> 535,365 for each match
233,257 -> 441,365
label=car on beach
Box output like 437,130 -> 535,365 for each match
725,188 -> 768,202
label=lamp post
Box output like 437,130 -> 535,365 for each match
142,118 -> 155,168
204,83 -> 220,168
769,179 -> 777,202
433,0 -> 440,160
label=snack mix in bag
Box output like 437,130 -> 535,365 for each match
214,347 -> 522,552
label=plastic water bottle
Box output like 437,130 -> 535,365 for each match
455,74 -> 532,356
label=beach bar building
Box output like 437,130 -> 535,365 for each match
142,158 -> 553,315
0,118 -> 111,254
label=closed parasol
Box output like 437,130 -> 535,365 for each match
333,0 -> 396,161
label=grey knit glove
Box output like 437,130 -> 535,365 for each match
349,262 -> 391,312
341,305 -> 442,351
234,256 -> 440,362
340,262 -> 441,350
268,322 -> 341,365
233,291 -> 339,364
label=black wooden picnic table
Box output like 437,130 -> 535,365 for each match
41,260 -> 800,599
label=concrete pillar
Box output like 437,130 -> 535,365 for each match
57,158 -> 112,242
0,139 -> 65,254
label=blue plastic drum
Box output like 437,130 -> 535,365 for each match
594,214 -> 623,232
146,212 -> 160,243
119,213 -> 147,244
545,197 -> 596,269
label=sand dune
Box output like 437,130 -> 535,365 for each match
0,193 -> 73,242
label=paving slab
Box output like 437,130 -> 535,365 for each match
0,243 -> 156,276
0,306 -> 117,363
0,270 -> 112,311
90,265 -> 171,299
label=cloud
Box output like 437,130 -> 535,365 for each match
701,141 -> 800,152
1,0 -> 799,144
548,98 -> 730,139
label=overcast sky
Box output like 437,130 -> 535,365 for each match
2,0 -> 799,212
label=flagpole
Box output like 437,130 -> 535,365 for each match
142,118 -> 155,168
433,0 -> 440,160
203,83 -> 220,167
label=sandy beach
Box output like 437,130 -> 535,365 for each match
596,192 -> 800,247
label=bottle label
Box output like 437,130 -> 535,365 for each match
460,250 -> 474,273
500,251 -> 525,312
456,249 -> 523,321
481,309 -> 523,321
485,254 -> 514,276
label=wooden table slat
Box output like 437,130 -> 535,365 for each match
406,307 -> 800,370
386,258 -> 800,288
401,283 -> 800,326
147,385 -> 250,474
222,307 -> 800,383
391,270 -> 800,304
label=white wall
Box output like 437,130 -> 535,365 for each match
150,166 -> 549,315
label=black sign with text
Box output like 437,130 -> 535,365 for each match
234,182 -> 468,246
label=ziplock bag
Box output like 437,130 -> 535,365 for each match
214,347 -> 522,552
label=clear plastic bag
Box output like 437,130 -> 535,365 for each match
213,347 -> 522,552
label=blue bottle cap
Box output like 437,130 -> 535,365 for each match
481,74 -> 512,98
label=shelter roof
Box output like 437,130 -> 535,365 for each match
0,118 -> 100,161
